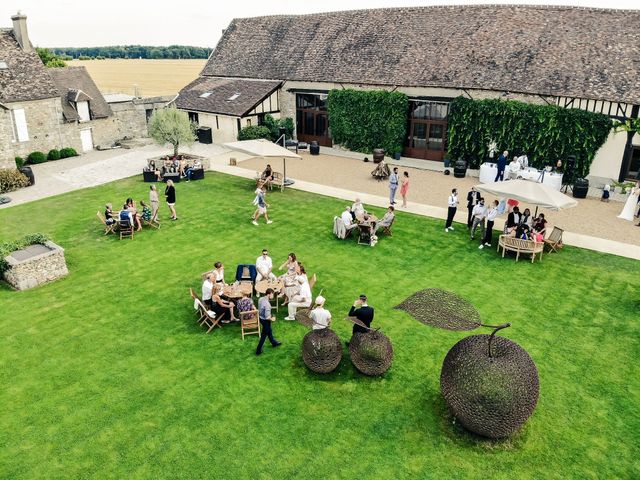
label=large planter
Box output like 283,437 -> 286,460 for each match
19,166 -> 35,186
302,329 -> 343,374
373,149 -> 385,164
2,241 -> 68,290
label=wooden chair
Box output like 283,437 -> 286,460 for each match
380,216 -> 395,236
239,309 -> 261,340
544,226 -> 564,253
271,172 -> 285,192
119,217 -> 134,240
189,288 -> 205,324
195,298 -> 221,333
142,217 -> 160,229
97,211 -> 117,235
309,273 -> 317,290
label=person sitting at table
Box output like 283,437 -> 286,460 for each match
279,253 -> 300,303
140,200 -> 152,223
256,249 -> 276,282
236,290 -> 255,314
310,295 -> 332,330
185,160 -> 202,181
508,156 -> 521,180
284,274 -> 312,321
119,204 -> 133,228
212,262 -> 225,285
126,198 -> 142,231
520,208 -> 532,228
374,206 -> 395,234
105,203 -> 117,225
341,206 -> 357,233
202,273 -> 215,309
532,213 -> 548,237
211,283 -> 238,323
351,198 -> 365,220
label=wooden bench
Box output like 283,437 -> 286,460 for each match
497,235 -> 544,263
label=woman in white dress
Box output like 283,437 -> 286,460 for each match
617,181 -> 639,221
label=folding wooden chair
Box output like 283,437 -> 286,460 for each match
381,216 -> 395,236
119,218 -> 134,240
97,211 -> 117,235
544,226 -> 564,253
143,217 -> 161,229
309,273 -> 317,290
195,298 -> 221,333
189,288 -> 204,323
239,309 -> 261,340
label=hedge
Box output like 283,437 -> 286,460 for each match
327,89 -> 408,155
238,125 -> 271,141
0,233 -> 50,273
59,147 -> 78,158
27,151 -> 47,164
446,97 -> 613,176
47,149 -> 61,161
0,169 -> 29,194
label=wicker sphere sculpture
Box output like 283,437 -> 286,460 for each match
349,331 -> 393,376
440,333 -> 539,439
301,329 -> 343,374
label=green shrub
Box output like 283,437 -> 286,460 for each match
262,114 -> 294,142
0,169 -> 29,194
0,233 -> 50,273
328,89 -> 409,155
47,149 -> 61,161
238,125 -> 271,141
447,97 -> 613,175
15,157 -> 25,168
26,151 -> 47,164
59,148 -> 78,158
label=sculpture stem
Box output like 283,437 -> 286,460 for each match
480,323 -> 511,358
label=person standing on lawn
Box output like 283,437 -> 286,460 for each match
347,294 -> 374,345
480,200 -> 499,248
470,197 -> 487,241
389,167 -> 399,205
165,180 -> 177,220
256,288 -> 282,355
466,186 -> 481,229
445,188 -> 458,232
149,185 -> 159,222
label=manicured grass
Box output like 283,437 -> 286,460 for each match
1,173 -> 638,479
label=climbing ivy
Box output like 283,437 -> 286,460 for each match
446,97 -> 612,177
327,89 -> 408,155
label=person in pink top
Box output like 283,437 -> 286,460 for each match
400,171 -> 410,207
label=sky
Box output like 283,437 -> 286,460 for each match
0,0 -> 637,48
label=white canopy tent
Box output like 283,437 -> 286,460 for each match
224,139 -> 301,190
475,179 -> 578,215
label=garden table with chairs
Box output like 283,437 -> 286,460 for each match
254,278 -> 285,311
223,282 -> 253,299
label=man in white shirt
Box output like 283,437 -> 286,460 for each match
285,275 -> 312,320
445,188 -> 458,232
341,207 -> 357,232
255,249 -> 276,282
351,198 -> 365,219
480,199 -> 499,249
202,273 -> 214,308
508,156 -> 521,180
310,295 -> 332,330
470,197 -> 487,241
517,153 -> 529,169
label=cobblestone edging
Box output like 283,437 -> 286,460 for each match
3,241 -> 69,290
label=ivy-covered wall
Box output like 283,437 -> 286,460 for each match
327,89 -> 408,155
446,97 -> 612,177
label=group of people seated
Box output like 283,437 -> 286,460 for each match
104,197 -> 154,231
146,158 -> 202,182
505,206 -> 548,242
336,198 -> 395,244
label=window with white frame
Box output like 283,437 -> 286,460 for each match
10,108 -> 29,142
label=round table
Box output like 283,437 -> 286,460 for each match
255,279 -> 284,311
223,283 -> 253,299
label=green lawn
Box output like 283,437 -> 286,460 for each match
1,173 -> 638,479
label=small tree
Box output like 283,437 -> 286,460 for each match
148,106 -> 197,157
36,47 -> 67,68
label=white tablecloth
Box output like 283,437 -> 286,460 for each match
479,163 -> 563,191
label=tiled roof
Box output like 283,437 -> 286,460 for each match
202,5 -> 640,104
49,66 -> 112,121
176,77 -> 281,116
0,29 -> 59,103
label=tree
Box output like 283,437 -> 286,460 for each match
148,106 -> 197,157
36,47 -> 66,68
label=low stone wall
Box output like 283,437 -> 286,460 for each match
2,241 -> 68,290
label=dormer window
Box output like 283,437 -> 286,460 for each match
199,92 -> 212,98
75,100 -> 91,122
0,61 -> 8,69
228,93 -> 241,101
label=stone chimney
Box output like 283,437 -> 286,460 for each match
11,12 -> 33,53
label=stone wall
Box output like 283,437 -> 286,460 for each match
2,241 -> 68,290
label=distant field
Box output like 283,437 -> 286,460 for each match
67,59 -> 206,97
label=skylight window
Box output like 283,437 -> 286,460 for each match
199,92 -> 212,98
228,93 -> 241,101
0,61 -> 8,69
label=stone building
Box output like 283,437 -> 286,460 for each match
0,13 -> 162,170
178,5 -> 640,182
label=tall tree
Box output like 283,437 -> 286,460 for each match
148,106 -> 197,158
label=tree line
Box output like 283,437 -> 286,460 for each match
50,45 -> 212,60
